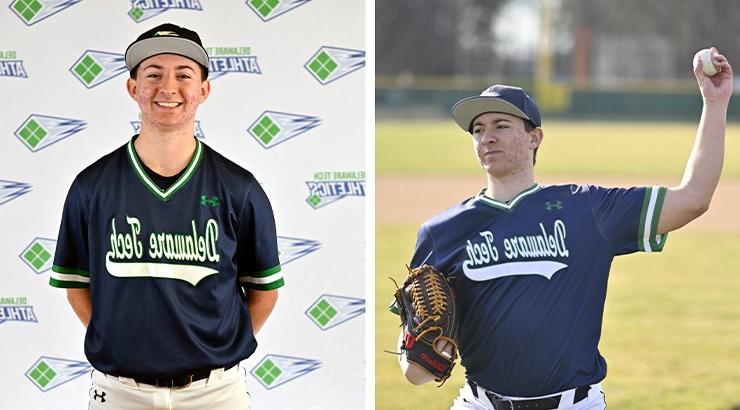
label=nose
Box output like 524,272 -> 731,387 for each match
480,128 -> 497,143
160,73 -> 178,95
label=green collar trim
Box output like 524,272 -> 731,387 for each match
126,138 -> 203,202
475,183 -> 541,211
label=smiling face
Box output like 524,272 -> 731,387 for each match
470,112 -> 543,178
126,53 -> 210,133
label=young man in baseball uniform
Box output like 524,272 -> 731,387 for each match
50,23 -> 283,410
398,49 -> 732,409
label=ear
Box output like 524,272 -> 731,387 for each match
199,79 -> 211,102
126,77 -> 137,100
530,127 -> 544,149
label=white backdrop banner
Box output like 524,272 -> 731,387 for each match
1,1 -> 366,409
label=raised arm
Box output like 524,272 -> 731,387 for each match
658,48 -> 733,234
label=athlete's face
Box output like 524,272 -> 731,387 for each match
126,54 -> 210,132
470,112 -> 542,177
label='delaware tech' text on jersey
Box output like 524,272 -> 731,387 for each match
410,184 -> 667,397
50,136 -> 283,378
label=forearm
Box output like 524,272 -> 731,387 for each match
677,103 -> 726,204
66,288 -> 92,327
246,288 -> 278,335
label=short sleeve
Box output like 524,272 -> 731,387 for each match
588,185 -> 668,255
409,223 -> 436,268
50,179 -> 91,288
236,182 -> 283,290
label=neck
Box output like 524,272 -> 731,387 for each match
485,169 -> 536,203
135,125 -> 197,177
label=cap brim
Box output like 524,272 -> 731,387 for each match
452,96 -> 531,132
125,37 -> 209,71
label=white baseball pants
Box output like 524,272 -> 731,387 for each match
451,381 -> 607,410
88,364 -> 250,410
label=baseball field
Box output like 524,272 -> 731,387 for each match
375,120 -> 740,410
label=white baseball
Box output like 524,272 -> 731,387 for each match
699,48 -> 718,76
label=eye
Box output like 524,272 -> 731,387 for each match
472,127 -> 483,134
146,73 -> 160,79
178,73 -> 192,79
496,124 -> 509,129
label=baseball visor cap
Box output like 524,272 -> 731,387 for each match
452,84 -> 541,132
125,23 -> 209,77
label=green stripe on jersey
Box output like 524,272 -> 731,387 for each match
638,186 -> 668,252
126,138 -> 203,202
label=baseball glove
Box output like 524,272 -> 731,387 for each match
392,264 -> 458,384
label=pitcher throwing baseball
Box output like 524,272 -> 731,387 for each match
396,48 -> 731,409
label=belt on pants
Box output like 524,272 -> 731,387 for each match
114,362 -> 239,389
469,380 -> 591,410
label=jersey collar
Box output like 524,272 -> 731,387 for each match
474,183 -> 541,211
126,137 -> 204,202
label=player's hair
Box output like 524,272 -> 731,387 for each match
524,120 -> 539,166
129,64 -> 208,81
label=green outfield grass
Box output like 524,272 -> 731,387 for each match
377,121 -> 740,178
376,225 -> 740,410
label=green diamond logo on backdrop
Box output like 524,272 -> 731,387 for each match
10,0 -> 81,26
17,119 -> 48,150
254,359 -> 282,387
305,294 -> 365,331
307,51 -> 338,81
308,194 -> 321,207
12,0 -> 43,23
25,356 -> 93,392
250,354 -> 320,389
245,0 -> 310,21
73,54 -> 103,85
19,238 -> 56,273
250,114 -> 281,145
27,360 -> 57,389
304,46 -> 365,85
250,0 -> 279,18
308,298 -> 337,329
129,7 -> 144,20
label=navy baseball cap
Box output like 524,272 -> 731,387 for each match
452,84 -> 541,132
125,23 -> 209,77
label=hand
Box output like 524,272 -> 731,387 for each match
693,47 -> 733,105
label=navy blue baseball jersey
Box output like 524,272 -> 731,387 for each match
50,136 -> 283,377
410,184 -> 667,397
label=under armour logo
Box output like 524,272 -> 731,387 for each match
200,195 -> 219,207
93,389 -> 106,403
545,200 -> 563,210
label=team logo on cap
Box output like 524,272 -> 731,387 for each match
26,356 -> 92,392
248,111 -> 320,149
19,238 -> 56,274
305,46 -> 364,85
305,294 -> 364,331
128,0 -> 203,23
0,180 -> 32,207
206,46 -> 261,79
15,114 -> 86,152
132,120 -> 205,139
277,236 -> 320,265
10,0 -> 81,26
305,171 -> 365,209
251,354 -> 321,389
0,51 -> 27,78
246,0 -> 310,21
0,297 -> 38,325
70,50 -> 127,89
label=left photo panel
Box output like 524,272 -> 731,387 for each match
0,1 -> 366,409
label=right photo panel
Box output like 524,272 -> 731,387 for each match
375,1 -> 740,409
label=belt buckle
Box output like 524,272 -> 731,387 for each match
173,374 -> 193,389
